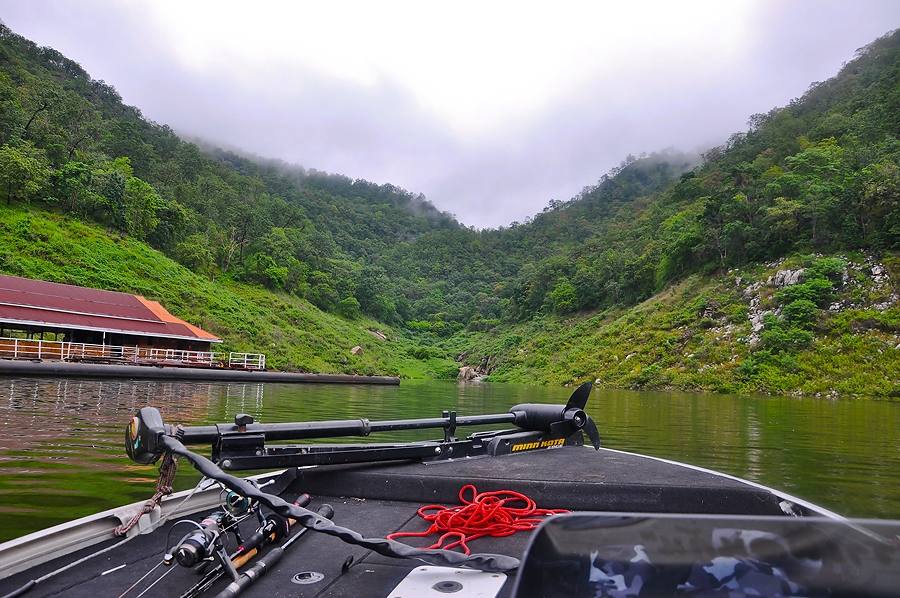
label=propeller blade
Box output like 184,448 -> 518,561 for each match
565,382 -> 593,410
583,417 -> 601,450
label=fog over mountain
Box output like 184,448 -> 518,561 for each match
2,0 -> 897,227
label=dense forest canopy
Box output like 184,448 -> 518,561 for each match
0,22 -> 897,341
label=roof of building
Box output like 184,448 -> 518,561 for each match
0,275 -> 221,343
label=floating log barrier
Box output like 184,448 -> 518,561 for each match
0,359 -> 400,385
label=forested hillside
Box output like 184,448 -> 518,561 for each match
0,203 -> 458,378
0,21 -> 458,325
0,22 -> 896,394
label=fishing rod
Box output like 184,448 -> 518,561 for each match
120,484 -> 303,598
214,504 -> 335,598
121,510 -> 246,598
126,382 -> 601,471
180,493 -> 313,598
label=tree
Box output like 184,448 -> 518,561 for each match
123,176 -> 163,239
356,265 -> 397,320
859,160 -> 900,246
782,139 -> 848,246
64,106 -> 102,160
308,270 -> 338,311
90,159 -> 128,225
21,87 -> 58,138
0,73 -> 22,144
0,143 -> 49,204
655,206 -> 703,287
548,278 -> 577,313
763,197 -> 802,246
246,252 -> 288,288
336,296 -> 361,319
52,161 -> 93,212
174,233 -> 216,276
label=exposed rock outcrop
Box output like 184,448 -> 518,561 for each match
457,354 -> 495,382
769,268 -> 805,288
738,254 -> 896,346
457,366 -> 483,382
746,268 -> 803,346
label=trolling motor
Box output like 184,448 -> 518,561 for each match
122,385 -> 584,574
125,382 -> 601,470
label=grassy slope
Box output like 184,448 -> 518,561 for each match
447,253 -> 899,397
0,204 -> 457,379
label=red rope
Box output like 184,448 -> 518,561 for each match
386,484 -> 567,555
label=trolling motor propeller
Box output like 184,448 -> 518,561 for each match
507,382 -> 601,450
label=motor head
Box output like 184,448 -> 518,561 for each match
125,406 -> 168,464
507,382 -> 601,449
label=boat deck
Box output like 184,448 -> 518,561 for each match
0,446 -> 795,598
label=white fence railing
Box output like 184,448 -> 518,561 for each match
0,337 -> 266,370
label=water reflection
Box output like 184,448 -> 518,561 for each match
0,377 -> 898,542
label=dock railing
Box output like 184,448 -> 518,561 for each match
0,337 -> 266,370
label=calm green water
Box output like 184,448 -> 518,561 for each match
0,377 -> 898,541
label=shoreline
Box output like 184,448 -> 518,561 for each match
0,359 -> 400,385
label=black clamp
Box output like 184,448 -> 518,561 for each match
235,414 -> 254,432
442,410 -> 458,443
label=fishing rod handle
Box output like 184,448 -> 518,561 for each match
214,504 -> 334,598
230,493 -> 312,568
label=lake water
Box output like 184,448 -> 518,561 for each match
0,377 -> 898,541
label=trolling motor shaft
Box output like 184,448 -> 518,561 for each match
126,382 -> 601,468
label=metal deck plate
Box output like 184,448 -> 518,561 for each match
387,566 -> 507,598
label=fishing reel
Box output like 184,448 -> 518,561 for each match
169,511 -> 235,570
222,490 -> 253,517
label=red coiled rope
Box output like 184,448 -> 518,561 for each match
386,484 -> 567,555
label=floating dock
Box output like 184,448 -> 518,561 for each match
0,360 -> 400,385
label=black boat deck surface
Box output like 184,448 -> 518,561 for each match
0,446 -> 790,598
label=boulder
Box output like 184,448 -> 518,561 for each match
457,366 -> 482,382
350,345 -> 363,355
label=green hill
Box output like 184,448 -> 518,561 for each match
446,253 -> 899,397
0,204 -> 457,378
0,22 -> 897,395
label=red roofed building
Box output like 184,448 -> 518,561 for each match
0,274 -> 220,349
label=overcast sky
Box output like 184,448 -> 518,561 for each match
1,1 -> 898,227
